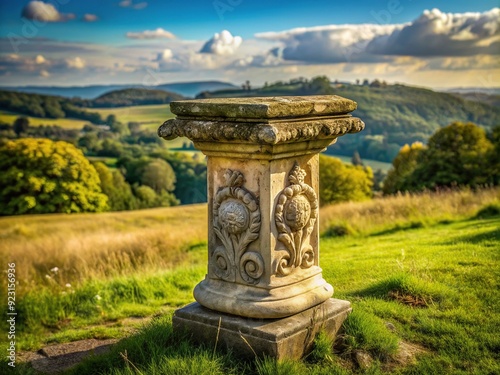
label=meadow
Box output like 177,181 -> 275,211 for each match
0,110 -> 88,130
90,104 -> 174,131
1,187 -> 499,374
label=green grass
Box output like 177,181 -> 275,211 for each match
3,204 -> 499,374
89,104 -> 174,130
325,153 -> 392,172
0,104 -> 174,132
0,110 -> 88,129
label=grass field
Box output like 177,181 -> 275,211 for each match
1,188 -> 499,374
0,110 -> 88,130
326,154 -> 392,172
89,104 -> 174,130
0,104 -> 174,131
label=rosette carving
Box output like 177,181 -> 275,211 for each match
213,170 -> 263,284
275,162 -> 318,276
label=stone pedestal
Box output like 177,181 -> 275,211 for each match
159,95 -> 364,357
173,299 -> 351,360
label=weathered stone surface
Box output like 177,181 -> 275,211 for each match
169,96 -> 357,119
173,298 -> 351,360
159,116 -> 364,145
159,95 -> 361,323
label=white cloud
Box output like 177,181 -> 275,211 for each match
256,24 -> 398,63
40,70 -> 50,78
425,55 -> 500,70
35,55 -> 46,64
65,57 -> 85,69
231,50 -> 283,68
256,8 -> 499,64
126,28 -> 175,40
119,1 -> 148,10
83,14 -> 98,22
155,48 -> 219,71
21,1 -> 75,22
200,30 -> 242,55
367,8 -> 500,57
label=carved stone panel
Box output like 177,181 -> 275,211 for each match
275,162 -> 318,276
212,169 -> 263,284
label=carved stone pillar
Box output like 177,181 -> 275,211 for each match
159,96 -> 364,358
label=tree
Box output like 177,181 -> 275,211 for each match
408,122 -> 493,190
141,158 -> 176,193
94,162 -> 136,211
128,122 -> 141,135
319,154 -> 373,206
13,117 -> 29,137
0,138 -> 108,215
487,125 -> 500,185
134,185 -> 157,209
351,151 -> 363,166
383,142 -> 426,194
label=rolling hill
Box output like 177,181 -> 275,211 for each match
198,79 -> 500,162
0,80 -> 238,99
92,88 -> 184,107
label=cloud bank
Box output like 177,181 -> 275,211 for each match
367,8 -> 500,57
126,28 -> 175,40
200,30 -> 242,55
21,1 -> 75,22
257,8 -> 499,64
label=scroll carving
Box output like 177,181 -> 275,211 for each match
275,162 -> 318,276
213,170 -> 263,284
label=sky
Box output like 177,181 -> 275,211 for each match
0,0 -> 498,88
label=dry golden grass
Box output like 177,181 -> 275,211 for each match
320,187 -> 500,234
0,204 -> 207,293
1,188 -> 498,295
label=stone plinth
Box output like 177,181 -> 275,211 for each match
173,298 -> 352,360
159,96 -> 363,320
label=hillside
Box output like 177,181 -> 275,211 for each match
92,88 -> 184,107
0,80 -> 238,99
199,79 -> 500,162
156,81 -> 238,97
450,92 -> 500,107
0,89 -> 180,124
2,188 -> 499,374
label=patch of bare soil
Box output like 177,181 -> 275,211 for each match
19,338 -> 119,374
18,315 -> 153,374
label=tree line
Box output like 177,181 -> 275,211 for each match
0,115 -> 498,215
198,76 -> 500,163
383,122 -> 500,194
0,114 -> 207,215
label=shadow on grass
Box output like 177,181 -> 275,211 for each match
63,313 -> 246,375
450,227 -> 500,244
351,273 -> 455,308
369,221 -> 426,237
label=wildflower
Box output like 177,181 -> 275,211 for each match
94,295 -> 102,301
45,274 -> 51,279
50,267 -> 59,274
65,283 -> 71,288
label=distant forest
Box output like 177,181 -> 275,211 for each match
1,78 -> 499,163
0,88 -> 184,124
199,77 -> 500,162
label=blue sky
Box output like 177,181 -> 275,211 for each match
0,0 -> 498,87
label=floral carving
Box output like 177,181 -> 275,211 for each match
275,162 -> 318,276
213,170 -> 263,284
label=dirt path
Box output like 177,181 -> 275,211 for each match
18,316 -> 152,374
19,338 -> 119,374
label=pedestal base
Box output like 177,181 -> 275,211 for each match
172,298 -> 351,360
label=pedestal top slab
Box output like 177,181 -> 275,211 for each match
159,95 -> 364,147
169,95 -> 356,120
